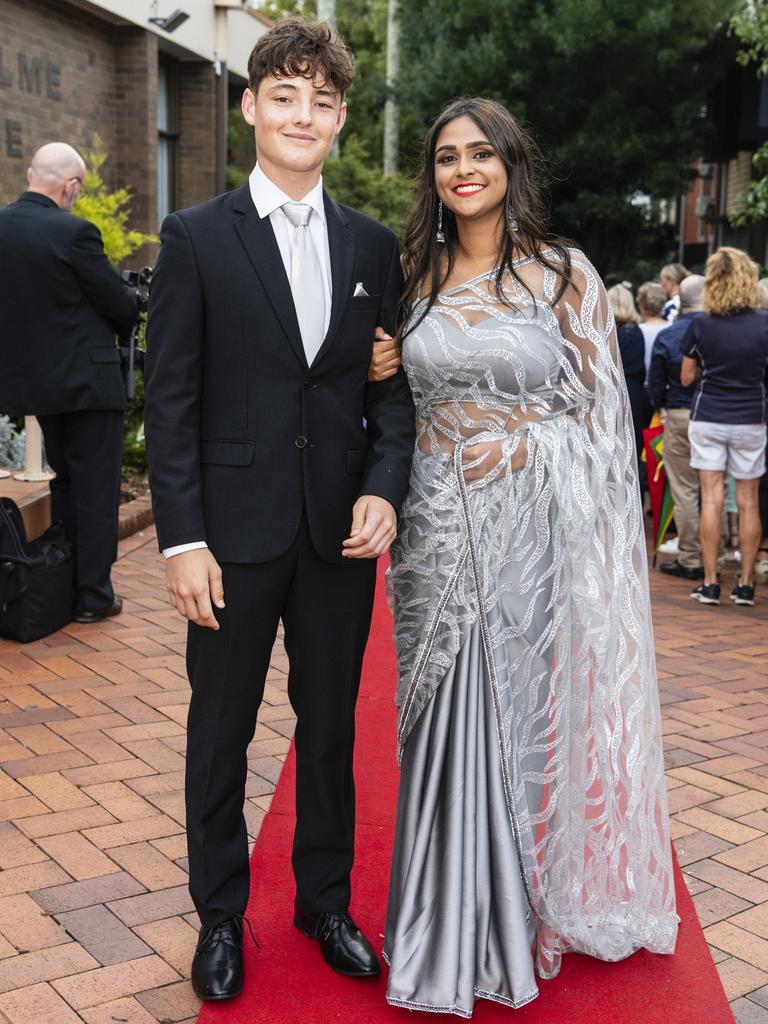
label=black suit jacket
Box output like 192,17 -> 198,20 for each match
145,183 -> 415,564
0,192 -> 138,415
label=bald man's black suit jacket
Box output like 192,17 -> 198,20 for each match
0,192 -> 137,416
145,183 -> 415,565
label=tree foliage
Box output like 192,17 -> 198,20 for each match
72,137 -> 157,265
322,137 -> 413,236
729,1 -> 768,227
250,0 -> 733,275
394,0 -> 736,273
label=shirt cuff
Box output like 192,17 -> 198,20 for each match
162,541 -> 208,558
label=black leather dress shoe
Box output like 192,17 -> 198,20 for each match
294,903 -> 380,977
74,595 -> 123,624
659,560 -> 704,580
191,916 -> 244,1001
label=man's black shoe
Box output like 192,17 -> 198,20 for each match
659,560 -> 704,580
294,903 -> 380,977
74,595 -> 123,624
191,916 -> 244,1001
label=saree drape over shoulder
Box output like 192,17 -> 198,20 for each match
384,250 -> 678,1017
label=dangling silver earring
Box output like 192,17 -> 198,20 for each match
436,200 -> 446,244
507,202 -> 519,233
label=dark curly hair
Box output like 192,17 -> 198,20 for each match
247,17 -> 355,97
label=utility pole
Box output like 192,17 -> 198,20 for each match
383,0 -> 400,175
317,0 -> 336,25
317,0 -> 340,157
213,0 -> 244,195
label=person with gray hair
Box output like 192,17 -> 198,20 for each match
0,141 -> 138,621
660,262 -> 690,323
637,281 -> 667,378
648,274 -> 705,578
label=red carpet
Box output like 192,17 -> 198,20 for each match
198,563 -> 733,1023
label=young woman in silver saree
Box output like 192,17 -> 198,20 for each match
382,98 -> 678,1017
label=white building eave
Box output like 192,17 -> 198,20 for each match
59,0 -> 271,79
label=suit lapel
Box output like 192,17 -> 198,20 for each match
231,184 -> 307,369
312,192 -> 355,368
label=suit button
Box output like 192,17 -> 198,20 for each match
295,435 -> 308,449
304,379 -> 318,390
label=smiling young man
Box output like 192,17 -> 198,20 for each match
145,18 -> 414,1001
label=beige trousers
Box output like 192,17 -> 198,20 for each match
663,408 -> 702,569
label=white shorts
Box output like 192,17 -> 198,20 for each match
688,421 -> 767,479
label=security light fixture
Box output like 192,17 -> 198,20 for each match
149,6 -> 190,33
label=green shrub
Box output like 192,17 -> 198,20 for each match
72,138 -> 156,475
73,137 -> 157,263
322,137 -> 414,239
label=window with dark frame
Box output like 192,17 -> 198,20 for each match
157,60 -> 179,227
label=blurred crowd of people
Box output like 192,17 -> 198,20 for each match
608,250 -> 768,608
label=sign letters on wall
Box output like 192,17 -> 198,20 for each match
0,47 -> 63,158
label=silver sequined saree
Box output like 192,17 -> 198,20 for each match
383,250 -> 678,1017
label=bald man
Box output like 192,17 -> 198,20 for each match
0,142 -> 138,622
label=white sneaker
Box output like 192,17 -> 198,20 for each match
658,537 -> 679,555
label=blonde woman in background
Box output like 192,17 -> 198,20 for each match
681,248 -> 768,606
637,281 -> 667,377
608,283 -> 652,488
660,262 -> 690,322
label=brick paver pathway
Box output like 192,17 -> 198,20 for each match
0,526 -> 765,1023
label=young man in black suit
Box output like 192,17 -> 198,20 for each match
0,143 -> 138,621
145,19 -> 414,1001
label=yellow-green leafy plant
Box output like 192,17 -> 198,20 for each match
73,136 -> 157,264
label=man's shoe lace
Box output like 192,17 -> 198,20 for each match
197,914 -> 259,953
316,911 -> 355,943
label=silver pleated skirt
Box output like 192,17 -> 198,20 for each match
383,621 -> 539,1017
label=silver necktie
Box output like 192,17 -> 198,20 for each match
282,202 -> 326,365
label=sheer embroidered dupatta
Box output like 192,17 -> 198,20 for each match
388,250 -> 678,976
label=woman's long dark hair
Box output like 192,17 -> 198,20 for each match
400,97 -> 575,336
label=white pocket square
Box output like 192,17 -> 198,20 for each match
353,282 -> 369,297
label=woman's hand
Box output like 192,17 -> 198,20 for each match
461,436 -> 528,485
368,327 -> 401,382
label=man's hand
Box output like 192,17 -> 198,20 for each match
367,327 -> 401,382
165,548 -> 225,629
342,495 -> 397,558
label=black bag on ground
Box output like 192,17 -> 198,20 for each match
0,497 -> 74,643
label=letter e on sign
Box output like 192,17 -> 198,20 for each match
6,120 -> 22,158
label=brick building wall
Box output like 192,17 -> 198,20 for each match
177,62 -> 218,211
113,26 -> 159,253
0,0 -> 224,260
0,0 -> 119,201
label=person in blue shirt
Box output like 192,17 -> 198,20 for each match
648,275 -> 705,579
681,248 -> 768,607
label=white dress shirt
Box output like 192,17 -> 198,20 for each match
163,163 -> 333,559
249,162 -> 333,340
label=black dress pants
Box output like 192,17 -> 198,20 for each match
37,409 -> 123,613
185,518 -> 377,928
